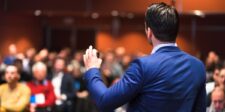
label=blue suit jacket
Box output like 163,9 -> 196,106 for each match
84,46 -> 206,112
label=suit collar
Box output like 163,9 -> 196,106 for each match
151,43 -> 177,54
154,46 -> 180,54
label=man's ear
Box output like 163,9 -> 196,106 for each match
146,27 -> 152,40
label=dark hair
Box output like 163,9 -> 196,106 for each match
145,2 -> 179,42
54,56 -> 66,64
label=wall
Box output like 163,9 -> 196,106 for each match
96,30 -> 195,56
0,13 -> 42,56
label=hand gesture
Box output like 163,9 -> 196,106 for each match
83,45 -> 102,71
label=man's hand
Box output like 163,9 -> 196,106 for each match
83,45 -> 102,71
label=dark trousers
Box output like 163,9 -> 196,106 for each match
53,101 -> 74,112
36,107 -> 53,112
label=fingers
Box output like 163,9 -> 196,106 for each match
83,45 -> 103,70
86,45 -> 92,59
83,54 -> 87,63
98,58 -> 102,65
92,49 -> 97,57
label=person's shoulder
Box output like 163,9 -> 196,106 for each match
135,55 -> 155,63
18,83 -> 31,93
136,54 -> 162,67
25,81 -> 33,86
0,83 -> 8,89
131,55 -> 158,71
184,52 -> 204,65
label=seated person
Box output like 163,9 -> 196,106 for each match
207,87 -> 225,112
27,62 -> 56,112
0,65 -> 31,112
48,57 -> 75,112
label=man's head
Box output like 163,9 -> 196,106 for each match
145,2 -> 179,43
32,62 -> 47,81
53,57 -> 65,73
218,68 -> 225,87
5,65 -> 20,84
211,87 -> 225,111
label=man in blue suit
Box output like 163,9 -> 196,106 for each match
83,2 -> 206,112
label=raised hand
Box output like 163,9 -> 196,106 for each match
83,45 -> 102,71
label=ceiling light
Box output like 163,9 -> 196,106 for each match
34,10 -> 42,16
91,12 -> 99,19
193,10 -> 205,18
111,10 -> 119,17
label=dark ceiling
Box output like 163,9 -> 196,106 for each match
1,0 -> 225,17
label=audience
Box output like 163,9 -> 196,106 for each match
0,65 -> 31,112
27,62 -> 56,112
1,43 -> 225,111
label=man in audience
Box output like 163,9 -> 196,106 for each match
23,48 -> 36,76
27,62 -> 56,112
4,44 -> 17,65
48,57 -> 75,112
0,65 -> 31,112
207,87 -> 225,112
207,67 -> 225,106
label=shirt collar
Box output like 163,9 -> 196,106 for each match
151,43 -> 177,54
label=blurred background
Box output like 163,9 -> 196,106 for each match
0,0 -> 225,60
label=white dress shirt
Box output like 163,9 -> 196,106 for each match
52,72 -> 64,105
151,43 -> 177,54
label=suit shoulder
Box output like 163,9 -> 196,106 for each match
136,55 -> 160,66
185,52 -> 205,66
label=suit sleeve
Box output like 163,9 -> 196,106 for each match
84,59 -> 143,111
193,67 -> 206,112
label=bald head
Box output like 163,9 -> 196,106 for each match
211,87 -> 225,111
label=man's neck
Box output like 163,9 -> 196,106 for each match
8,82 -> 17,90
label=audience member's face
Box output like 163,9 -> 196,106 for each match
33,67 -> 46,81
218,69 -> 225,86
72,67 -> 82,78
54,59 -> 65,73
74,52 -> 83,61
26,48 -> 36,59
213,68 -> 220,83
5,66 -> 19,83
9,44 -> 17,55
212,90 -> 225,111
105,52 -> 114,63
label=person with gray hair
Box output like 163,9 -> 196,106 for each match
27,62 -> 56,112
207,87 -> 225,112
